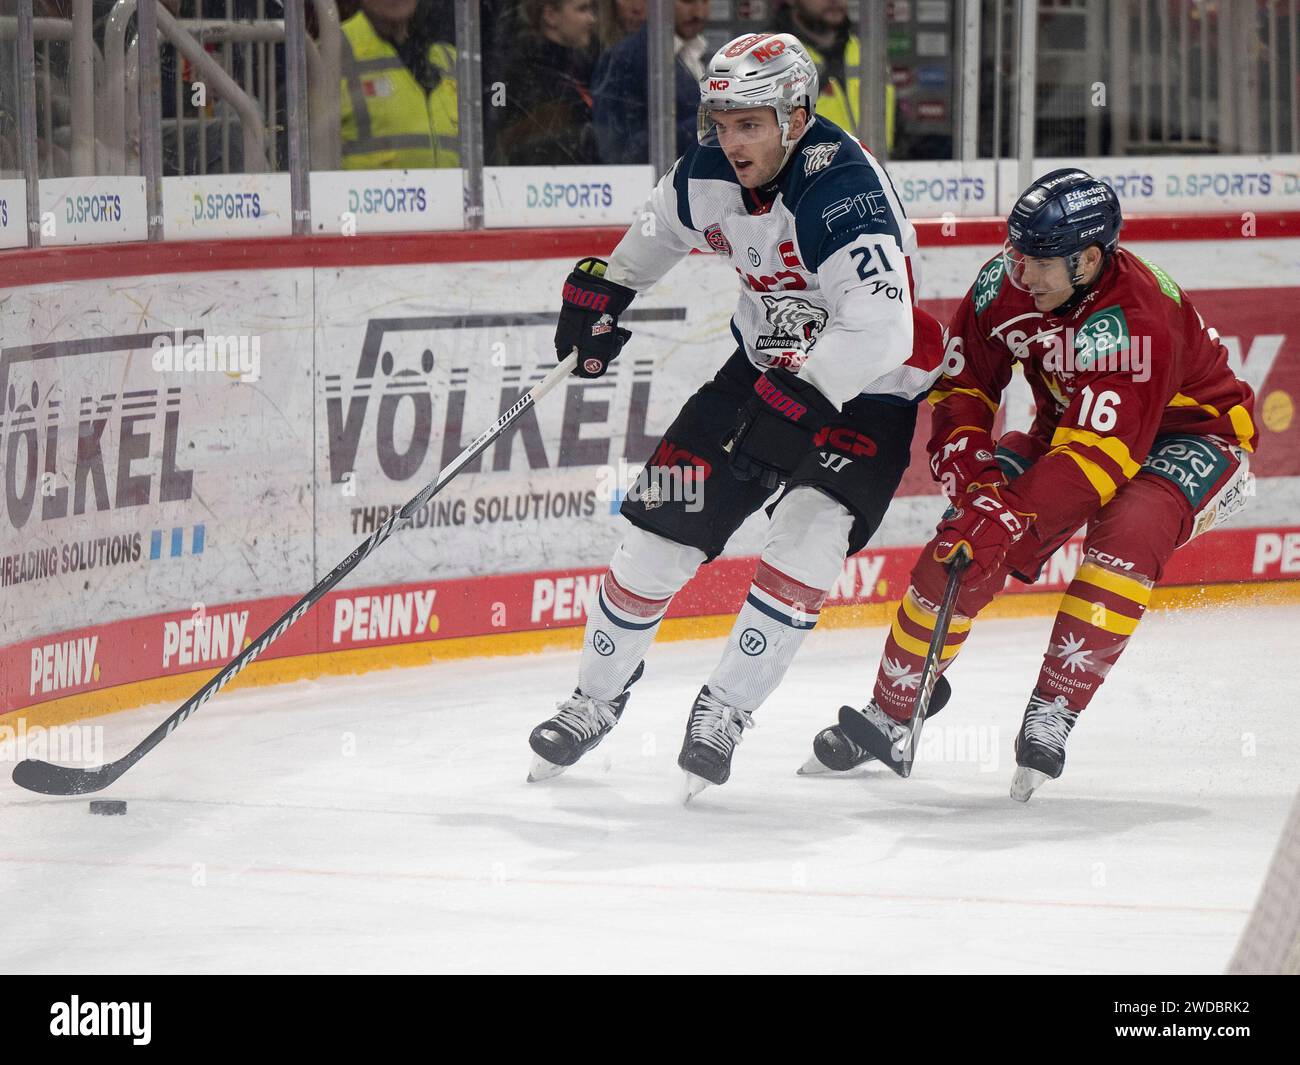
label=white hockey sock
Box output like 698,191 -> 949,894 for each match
576,527 -> 704,701
577,570 -> 671,701
708,488 -> 852,713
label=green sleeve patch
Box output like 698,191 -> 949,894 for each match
972,255 -> 1005,316
1137,255 -> 1182,304
1074,305 -> 1131,370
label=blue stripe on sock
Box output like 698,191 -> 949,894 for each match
744,592 -> 818,630
598,589 -> 664,631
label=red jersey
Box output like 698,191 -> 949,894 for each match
929,247 -> 1258,539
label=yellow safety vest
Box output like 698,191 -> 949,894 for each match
804,35 -> 895,154
339,13 -> 460,169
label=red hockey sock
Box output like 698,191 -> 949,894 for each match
872,586 -> 972,721
1036,560 -> 1153,711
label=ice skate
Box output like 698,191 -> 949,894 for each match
677,686 -> 753,802
1010,689 -> 1079,802
527,663 -> 643,782
800,676 -> 951,775
835,699 -> 917,776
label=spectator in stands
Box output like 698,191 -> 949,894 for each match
590,0 -> 708,164
339,0 -> 459,169
769,0 -> 895,154
492,0 -> 600,165
596,0 -> 645,51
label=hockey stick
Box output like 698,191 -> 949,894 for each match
897,549 -> 969,778
13,352 -> 580,795
837,549 -> 968,777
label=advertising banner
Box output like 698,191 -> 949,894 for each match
162,173 -> 293,240
482,165 -> 656,228
309,169 -> 465,235
37,176 -> 147,245
0,179 -> 27,250
3,232 -> 1298,714
0,269 -> 316,653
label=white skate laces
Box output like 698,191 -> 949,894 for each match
551,692 -> 621,743
688,690 -> 754,757
861,701 -> 908,741
1022,693 -> 1075,757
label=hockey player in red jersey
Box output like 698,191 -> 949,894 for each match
815,168 -> 1258,801
525,32 -> 943,799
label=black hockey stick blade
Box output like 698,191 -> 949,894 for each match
837,704 -> 909,776
12,757 -> 130,796
12,352 -> 580,795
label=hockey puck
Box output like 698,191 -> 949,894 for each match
88,800 -> 127,816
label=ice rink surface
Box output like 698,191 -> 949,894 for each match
2,601 -> 1296,974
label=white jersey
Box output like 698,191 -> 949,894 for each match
605,116 -> 938,407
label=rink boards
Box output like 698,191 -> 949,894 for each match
2,222 -> 1299,719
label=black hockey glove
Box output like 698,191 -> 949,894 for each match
724,368 -> 838,491
556,257 -> 636,379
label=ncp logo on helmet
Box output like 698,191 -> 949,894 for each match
696,32 -> 820,178
1001,168 -> 1123,314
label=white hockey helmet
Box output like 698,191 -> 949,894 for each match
698,33 -> 819,161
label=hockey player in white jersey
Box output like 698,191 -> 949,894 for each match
527,31 -> 943,798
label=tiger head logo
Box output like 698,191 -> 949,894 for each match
759,294 -> 829,346
802,142 -> 840,175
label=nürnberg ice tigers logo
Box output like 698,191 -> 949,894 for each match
802,142 -> 839,175
757,295 -> 829,360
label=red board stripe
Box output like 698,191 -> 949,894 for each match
3,212 -> 1298,289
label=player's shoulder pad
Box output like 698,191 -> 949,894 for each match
789,120 -> 903,272
674,139 -> 737,233
1067,252 -> 1181,376
1119,247 -> 1186,307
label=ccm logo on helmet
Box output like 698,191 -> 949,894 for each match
563,283 -> 610,312
708,79 -> 730,91
814,426 -> 877,457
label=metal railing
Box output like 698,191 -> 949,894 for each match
1083,0 -> 1298,157
0,12 -> 103,177
2,0 -> 339,185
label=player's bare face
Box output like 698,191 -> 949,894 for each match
1017,255 -> 1077,311
712,108 -> 790,188
1005,244 -> 1104,311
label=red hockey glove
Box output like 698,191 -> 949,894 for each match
556,257 -> 636,378
725,368 -> 837,491
930,426 -> 1001,499
933,483 -> 1035,583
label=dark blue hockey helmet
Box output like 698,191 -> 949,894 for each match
1004,168 -> 1122,291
